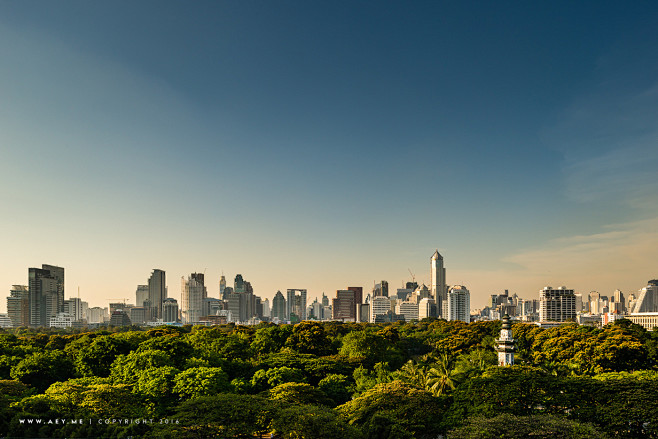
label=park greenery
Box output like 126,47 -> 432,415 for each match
1,318 -> 658,438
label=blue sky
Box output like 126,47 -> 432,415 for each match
1,1 -> 657,309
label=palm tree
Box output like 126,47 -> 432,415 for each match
426,352 -> 460,396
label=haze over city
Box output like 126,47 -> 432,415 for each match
2,1 -> 658,310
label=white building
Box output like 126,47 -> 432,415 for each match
397,301 -> 419,322
418,298 -> 436,319
447,285 -> 470,323
632,281 -> 658,313
430,250 -> 446,316
370,296 -> 392,322
49,312 -> 74,328
181,274 -> 207,324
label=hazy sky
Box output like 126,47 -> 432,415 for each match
1,1 -> 657,310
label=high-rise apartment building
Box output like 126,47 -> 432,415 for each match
539,286 -> 576,322
447,285 -> 470,323
147,269 -> 166,320
7,285 -> 29,328
181,273 -> 207,324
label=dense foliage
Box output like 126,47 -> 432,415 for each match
1,318 -> 658,438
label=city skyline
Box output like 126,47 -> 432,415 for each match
1,2 -> 658,309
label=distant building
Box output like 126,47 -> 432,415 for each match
219,275 -> 227,298
7,285 -> 29,328
0,314 -> 13,328
181,273 -> 207,324
109,310 -> 131,327
370,296 -> 392,322
431,250 -> 447,316
87,307 -> 109,324
49,312 -> 74,328
447,285 -> 470,323
163,298 -> 179,323
333,289 -> 358,321
539,286 -> 576,322
136,285 -> 149,307
148,269 -> 166,321
29,265 -> 64,327
631,281 -> 658,313
287,289 -> 307,321
418,298 -> 437,319
397,300 -> 419,322
272,291 -> 286,320
373,281 -> 388,298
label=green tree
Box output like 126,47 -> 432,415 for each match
269,382 -> 330,405
269,404 -> 363,439
339,381 -> 446,439
174,366 -> 231,399
10,351 -> 74,392
285,321 -> 332,356
448,414 -> 609,439
318,374 -> 353,406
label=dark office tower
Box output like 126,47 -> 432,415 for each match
333,289 -> 357,320
28,266 -> 61,327
373,281 -> 388,298
234,274 -> 245,293
287,289 -> 307,321
347,287 -> 363,305
272,291 -> 286,320
148,269 -> 166,320
42,264 -> 64,312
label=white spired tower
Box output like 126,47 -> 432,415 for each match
496,314 -> 515,366
430,250 -> 446,316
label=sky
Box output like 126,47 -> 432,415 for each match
1,1 -> 657,310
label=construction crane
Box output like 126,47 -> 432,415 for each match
408,268 -> 415,284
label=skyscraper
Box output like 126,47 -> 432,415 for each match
219,275 -> 226,298
29,265 -> 63,327
287,289 -> 307,321
272,291 -> 286,320
136,285 -> 149,307
181,273 -> 207,324
42,264 -> 64,313
148,269 -> 166,320
431,251 -> 446,316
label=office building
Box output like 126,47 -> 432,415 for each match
287,289 -> 307,321
272,291 -> 286,320
373,281 -> 388,298
136,285 -> 149,307
181,273 -> 207,324
431,251 -> 446,315
219,275 -> 227,298
632,281 -> 658,313
333,289 -> 358,321
539,286 -> 576,322
370,295 -> 392,322
148,269 -> 166,320
29,265 -> 63,327
163,298 -> 179,323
